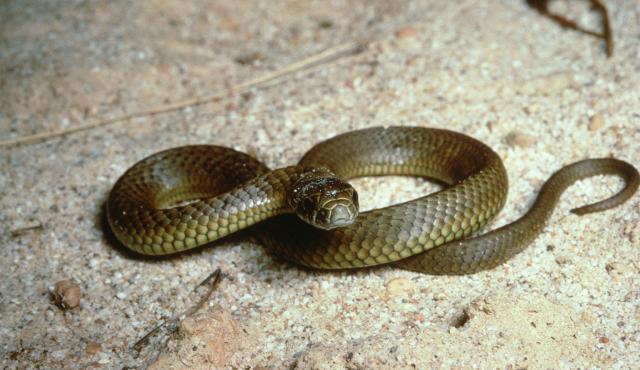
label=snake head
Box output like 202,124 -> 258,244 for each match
291,168 -> 359,230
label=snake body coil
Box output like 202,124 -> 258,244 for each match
107,127 -> 639,274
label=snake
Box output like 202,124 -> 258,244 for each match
107,126 -> 639,274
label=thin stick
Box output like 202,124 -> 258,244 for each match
132,268 -> 223,352
591,0 -> 613,57
1,41 -> 367,148
526,0 -> 614,57
10,222 -> 44,237
183,268 -> 223,317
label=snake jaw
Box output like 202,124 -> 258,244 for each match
314,193 -> 359,230
329,205 -> 352,226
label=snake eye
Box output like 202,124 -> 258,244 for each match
316,209 -> 329,222
295,196 -> 319,226
301,197 -> 316,213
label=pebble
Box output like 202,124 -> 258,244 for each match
385,277 -> 416,297
51,280 -> 81,309
97,354 -> 110,364
505,131 -> 536,148
588,113 -> 604,131
604,261 -> 633,281
85,341 -> 102,355
432,292 -> 447,301
523,104 -> 539,114
395,26 -> 418,39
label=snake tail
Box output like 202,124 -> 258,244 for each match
394,158 -> 640,274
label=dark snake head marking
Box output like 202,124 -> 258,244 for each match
289,168 -> 359,230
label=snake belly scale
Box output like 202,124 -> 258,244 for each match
107,126 -> 639,274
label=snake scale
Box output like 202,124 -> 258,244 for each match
107,126 -> 639,274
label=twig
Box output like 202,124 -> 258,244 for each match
132,268 -> 223,352
184,268 -> 224,317
131,321 -> 165,353
526,0 -> 614,57
591,0 -> 613,57
10,222 -> 44,237
1,40 -> 367,148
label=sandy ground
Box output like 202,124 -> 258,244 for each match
1,0 -> 639,368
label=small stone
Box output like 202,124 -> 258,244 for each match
385,277 -> 415,297
505,131 -> 536,148
85,341 -> 102,355
524,104 -> 539,114
604,261 -> 632,280
51,280 -> 81,309
599,336 -> 609,344
588,113 -> 604,131
405,57 -> 418,66
97,353 -> 110,364
432,292 -> 447,301
318,19 -> 333,29
116,291 -> 127,300
234,51 -> 263,66
395,26 -> 418,39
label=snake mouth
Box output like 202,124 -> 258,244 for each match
314,198 -> 358,230
328,204 -> 354,226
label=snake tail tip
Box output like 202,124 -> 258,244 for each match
569,207 -> 589,216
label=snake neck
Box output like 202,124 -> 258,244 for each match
212,166 -> 346,218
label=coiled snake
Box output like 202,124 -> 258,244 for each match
107,126 -> 639,274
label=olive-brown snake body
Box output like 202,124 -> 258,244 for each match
107,127 -> 638,274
